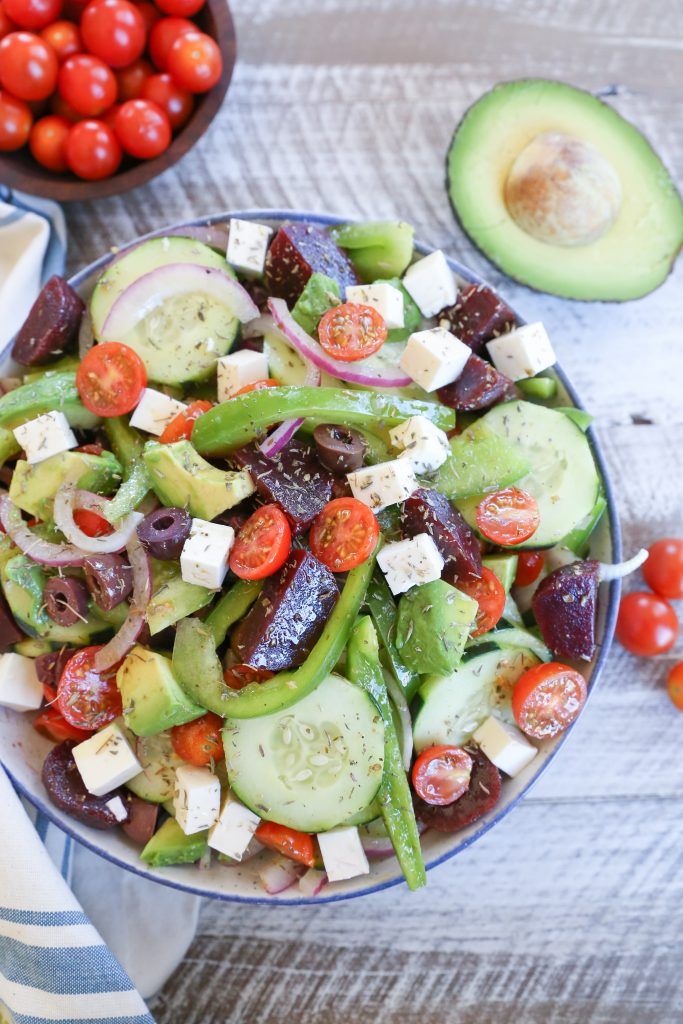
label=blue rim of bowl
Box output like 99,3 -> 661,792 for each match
6,208 -> 622,905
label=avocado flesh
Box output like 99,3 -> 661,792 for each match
117,646 -> 205,737
483,553 -> 518,593
447,79 -> 683,300
395,580 -> 478,675
147,564 -> 213,635
9,450 -> 122,519
143,440 -> 255,521
140,817 -> 208,868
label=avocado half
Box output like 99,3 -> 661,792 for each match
446,79 -> 683,300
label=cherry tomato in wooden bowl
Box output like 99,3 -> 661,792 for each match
0,30 -> 58,100
114,97 -> 171,159
29,111 -> 69,169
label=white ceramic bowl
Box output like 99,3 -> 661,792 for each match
0,210 -> 622,904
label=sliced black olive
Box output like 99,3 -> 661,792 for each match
137,506 -> 192,560
313,424 -> 366,474
35,647 -> 78,689
83,553 -> 133,611
44,577 -> 89,627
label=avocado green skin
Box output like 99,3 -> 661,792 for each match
117,646 -> 205,737
9,450 -> 122,520
147,566 -> 214,636
395,580 -> 478,676
140,817 -> 208,868
0,373 -> 99,432
482,553 -> 519,594
143,439 -> 255,521
291,272 -> 340,335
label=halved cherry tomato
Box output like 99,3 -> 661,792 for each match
412,745 -> 473,806
232,378 -> 279,397
40,19 -> 81,61
76,341 -> 147,417
309,497 -> 379,573
171,712 -> 224,766
667,663 -> 683,711
514,550 -> 545,588
159,398 -> 212,444
476,487 -> 540,546
73,507 -> 113,538
455,565 -> 505,637
512,661 -> 587,739
75,442 -> 104,456
643,538 -> 683,600
229,504 -> 291,581
616,592 -> 679,657
223,664 -> 274,690
255,821 -> 316,868
34,705 -> 94,743
318,302 -> 387,362
165,28 -> 221,93
56,645 -> 123,730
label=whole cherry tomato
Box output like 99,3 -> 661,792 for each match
643,538 -> 683,600
50,90 -> 81,120
29,112 -> 69,168
39,17 -> 80,60
113,96 -> 170,158
0,0 -> 17,38
514,550 -> 545,588
115,56 -> 151,100
133,0 -> 158,32
66,118 -> 122,179
80,0 -> 146,67
166,28 -> 222,93
140,70 -> 192,130
616,592 -> 679,657
0,87 -> 31,148
0,30 -> 58,100
4,0 -> 62,30
58,53 -> 117,116
148,15 -> 193,69
667,663 -> 683,711
154,0 -> 203,15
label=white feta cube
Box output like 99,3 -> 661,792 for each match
389,415 -> 450,474
473,716 -> 538,777
173,765 -> 221,835
72,722 -> 142,798
317,826 -> 369,883
105,796 -> 129,823
129,388 -> 187,436
347,458 -> 418,512
226,218 -> 272,277
217,349 -> 269,401
180,518 -> 235,590
402,250 -> 457,318
399,327 -> 470,392
376,533 -> 445,595
208,794 -> 260,860
0,653 -> 42,712
486,322 -> 556,381
13,411 -> 77,466
346,282 -> 405,329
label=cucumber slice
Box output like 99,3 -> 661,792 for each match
562,490 -> 607,556
468,626 -> 551,662
126,731 -> 185,804
343,799 -> 382,827
224,672 -> 385,833
413,647 -> 540,752
329,220 -> 414,281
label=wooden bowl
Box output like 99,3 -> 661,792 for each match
0,0 -> 236,202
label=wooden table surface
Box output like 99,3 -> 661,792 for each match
64,2 -> 683,1020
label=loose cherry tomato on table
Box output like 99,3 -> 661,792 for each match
412,745 -> 473,806
34,705 -> 94,743
148,15 -> 194,69
231,378 -> 279,397
171,712 -> 224,766
114,97 -> 170,158
455,565 -> 506,637
0,30 -> 58,100
223,664 -> 274,690
66,118 -> 122,178
616,592 -> 679,657
166,28 -> 222,93
318,302 -> 387,362
59,54 -> 117,116
512,661 -> 587,739
514,550 -> 545,588
476,487 -> 540,546
0,88 -> 31,149
309,497 -> 379,573
229,504 -> 292,581
159,398 -> 212,443
4,0 -> 62,30
154,0 -> 204,16
255,821 -> 316,867
115,56 -> 152,101
667,663 -> 683,711
40,18 -> 80,61
76,341 -> 147,415
73,506 -> 113,537
643,538 -> 683,600
0,2 -> 17,40
140,70 -> 192,129
56,645 -> 123,730
29,112 -> 69,169
80,0 -> 146,68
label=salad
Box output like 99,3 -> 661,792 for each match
0,216 -> 639,896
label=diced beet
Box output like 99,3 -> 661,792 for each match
232,440 -> 334,534
0,590 -> 26,652
532,560 -> 599,661
414,746 -> 501,833
122,796 -> 159,845
12,276 -> 85,366
264,223 -> 360,304
42,741 -> 129,830
437,353 -> 517,412
439,283 -> 515,355
231,549 -> 338,672
401,487 -> 482,584
35,647 -> 78,689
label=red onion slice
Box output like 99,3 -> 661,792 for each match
54,486 -> 143,555
0,493 -> 90,566
257,854 -> 306,895
359,819 -> 427,859
268,297 -> 412,388
258,359 -> 321,459
298,868 -> 328,897
385,673 -> 413,772
92,533 -> 151,672
242,313 -> 275,340
598,549 -> 648,582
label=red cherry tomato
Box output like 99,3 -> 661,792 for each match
50,89 -> 82,121
34,705 -> 94,743
140,70 -> 192,130
73,507 -> 113,537
0,2 -> 17,40
166,28 -> 222,93
643,538 -> 683,600
616,592 -> 679,657
29,112 -> 69,168
159,398 -> 212,443
39,18 -> 80,60
223,664 -> 274,690
148,15 -> 193,69
154,0 -> 203,16
76,341 -> 147,414
133,0 -> 158,32
514,550 -> 545,588
229,505 -> 292,581
100,101 -> 120,128
512,661 -> 587,739
59,54 -> 117,116
0,30 -> 58,100
412,745 -> 473,806
113,97 -> 170,158
171,712 -> 224,766
318,302 -> 387,362
309,497 -> 379,573
455,565 -> 506,637
56,645 -> 123,730
231,378 -> 279,397
66,118 -> 121,178
80,0 -> 146,68
476,487 -> 540,546
115,56 -> 152,100
667,663 -> 683,711
0,87 -> 31,148
255,821 -> 316,868
4,0 -> 62,30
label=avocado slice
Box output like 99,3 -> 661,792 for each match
143,440 -> 255,521
395,579 -> 478,676
329,220 -> 415,281
435,418 -> 530,500
9,450 -> 122,520
117,646 -> 205,736
447,79 -> 683,300
483,553 -> 518,593
147,563 -> 214,635
140,817 -> 209,868
291,272 -> 340,335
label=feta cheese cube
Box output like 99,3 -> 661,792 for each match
226,218 -> 272,277
12,411 -> 77,466
376,533 -> 445,595
173,765 -> 221,835
402,250 -> 457,318
347,458 -> 418,512
129,388 -> 187,436
317,826 -> 369,883
399,327 -> 470,392
486,322 -> 556,381
389,415 -> 450,474
72,722 -> 142,797
472,716 -> 537,777
346,282 -> 405,329
180,518 -> 235,590
0,653 -> 42,712
217,349 -> 269,401
208,794 -> 260,860
105,796 -> 129,823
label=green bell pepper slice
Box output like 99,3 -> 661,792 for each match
103,417 -> 152,523
205,579 -> 263,647
366,570 -> 420,701
0,373 -> 99,431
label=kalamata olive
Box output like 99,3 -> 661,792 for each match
42,741 -> 129,830
35,647 -> 78,689
313,424 -> 366,473
0,590 -> 25,651
137,507 -> 192,560
44,577 -> 90,627
83,554 -> 133,612
121,796 -> 159,846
